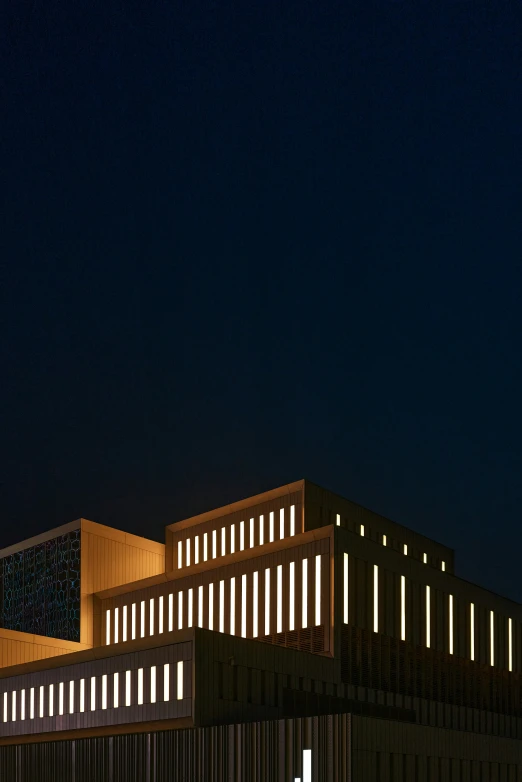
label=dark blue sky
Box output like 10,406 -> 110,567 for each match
1,2 -> 522,602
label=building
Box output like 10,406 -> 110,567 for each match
0,479 -> 521,780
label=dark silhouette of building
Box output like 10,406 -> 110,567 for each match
0,480 -> 521,779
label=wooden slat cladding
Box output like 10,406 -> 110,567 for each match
101,535 -> 331,655
166,489 -> 303,573
0,714 -> 352,782
341,625 -> 522,717
0,642 -> 192,740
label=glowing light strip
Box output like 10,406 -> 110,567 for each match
343,553 -> 348,624
101,676 -> 107,710
441,561 -> 446,571
178,591 -> 183,630
208,583 -> 214,630
40,686 -> 44,718
30,687 -> 35,719
125,670 -> 131,706
164,663 -> 170,701
490,610 -> 495,666
250,518 -> 254,547
69,680 -> 74,714
114,607 -> 119,643
221,527 -> 226,556
113,673 -> 119,708
178,541 -> 182,569
269,512 -> 274,542
186,538 -> 190,567
280,508 -> 285,539
177,660 -> 183,700
219,580 -> 224,632
260,515 -> 264,546
315,556 -> 321,626
149,598 -> 154,636
449,594 -> 454,654
265,568 -> 270,635
360,524 -> 365,537
277,564 -> 283,632
195,535 -> 199,564
383,535 -> 387,546
373,565 -> 378,633
302,559 -> 308,628
403,544 -> 408,556
59,682 -> 64,715
138,668 -> 143,705
240,521 -> 245,551
336,513 -> 340,526
204,532 -> 208,561
198,586 -> 203,628
140,600 -> 145,638
80,679 -> 85,713
303,748 -> 312,782
401,576 -> 406,641
509,618 -> 513,672
241,574 -> 247,637
289,562 -> 295,631
188,588 -> 193,628
230,577 -> 235,635
212,530 -> 217,559
253,572 -> 259,637
123,605 -> 127,642
106,609 -> 110,645
470,603 -> 475,661
231,524 -> 235,554
150,666 -> 156,704
159,595 -> 164,634
168,594 -> 173,632
90,678 -> 95,711
426,586 -> 431,648
21,689 -> 25,721
132,603 -> 136,640
423,553 -> 427,564
290,505 -> 295,536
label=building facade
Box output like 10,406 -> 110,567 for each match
0,480 -> 521,780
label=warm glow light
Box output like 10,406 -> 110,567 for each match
290,505 -> 295,536
150,666 -> 156,703
426,586 -> 431,648
140,601 -> 145,638
113,672 -> 119,708
250,518 -> 254,547
125,670 -> 131,706
277,564 -> 283,632
449,594 -> 454,654
49,684 -> 54,717
178,541 -> 182,569
30,687 -> 34,719
490,610 -> 495,666
40,685 -> 45,718
470,603 -> 475,661
3,692 -> 7,722
59,682 -> 64,715
188,588 -> 193,628
403,544 -> 408,556
280,508 -> 285,539
302,559 -> 308,628
198,586 -> 203,628
360,525 -> 365,537
132,603 -> 136,640
289,562 -> 295,631
336,513 -> 340,526
204,532 -> 208,561
241,574 -> 247,637
90,678 -> 95,711
186,538 -> 191,567
230,577 -> 235,635
221,527 -> 226,556
383,535 -> 387,546
178,592 -> 183,630
253,571 -> 259,637
423,553 -> 428,564
209,583 -> 214,630
101,676 -> 107,710
149,598 -> 154,636
138,668 -> 143,705
441,561 -> 446,571
303,748 -> 312,782
177,661 -> 183,700
159,595 -> 164,634
164,663 -> 170,701
240,521 -> 245,551
265,568 -> 271,635
114,607 -> 119,643
315,555 -> 322,626
259,515 -> 264,545
401,576 -> 406,641
509,618 -> 513,672
21,689 -> 25,721
231,524 -> 235,554
195,535 -> 199,564
219,580 -> 224,632
106,609 -> 111,645
343,553 -> 349,624
269,511 -> 274,542
123,605 -> 127,642
80,679 -> 85,713
12,691 -> 16,721
212,530 -> 217,559
373,565 -> 378,633
69,680 -> 74,714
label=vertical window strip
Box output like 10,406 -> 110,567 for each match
159,595 -> 164,634
188,588 -> 193,628
69,680 -> 74,714
219,580 -> 224,633
265,568 -> 271,635
269,512 -> 274,543
403,544 -> 408,556
131,603 -> 136,640
441,561 -> 446,572
383,535 -> 387,546
198,586 -> 203,628
277,564 -> 283,632
315,556 -> 321,626
302,559 -> 308,629
106,609 -> 111,645
240,521 -> 245,551
336,513 -> 340,526
149,598 -> 154,636
137,668 -> 144,705
80,679 -> 85,713
114,607 -> 119,644
186,538 -> 191,567
177,661 -> 183,700
401,576 -> 406,641
470,603 -> 475,661
59,682 -> 64,716
3,692 -> 7,723
195,535 -> 199,565
40,686 -> 45,718
230,577 -> 236,635
360,524 -> 365,537
426,586 -> 431,648
289,562 -> 295,631
290,505 -> 295,536
164,663 -> 170,701
373,565 -> 379,633
21,689 -> 25,721
231,524 -> 235,554
150,666 -> 156,704
343,553 -> 349,624
509,618 -> 513,672
178,541 -> 182,569
125,670 -> 131,707
490,610 -> 495,667
449,594 -> 454,655
140,600 -> 145,638
221,527 -> 226,557
253,571 -> 259,637
250,518 -> 254,548
241,574 -> 247,638
123,605 -> 127,642
280,508 -> 285,539
212,530 -> 217,559
12,691 -> 17,721
204,532 -> 208,562
259,515 -> 264,546
423,553 -> 428,564
101,676 -> 107,710
30,687 -> 35,719
208,583 -> 214,630
49,684 -> 54,717
168,593 -> 173,632
113,673 -> 119,709
90,678 -> 95,712
178,592 -> 183,630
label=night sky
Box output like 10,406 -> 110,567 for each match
2,3 -> 522,603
